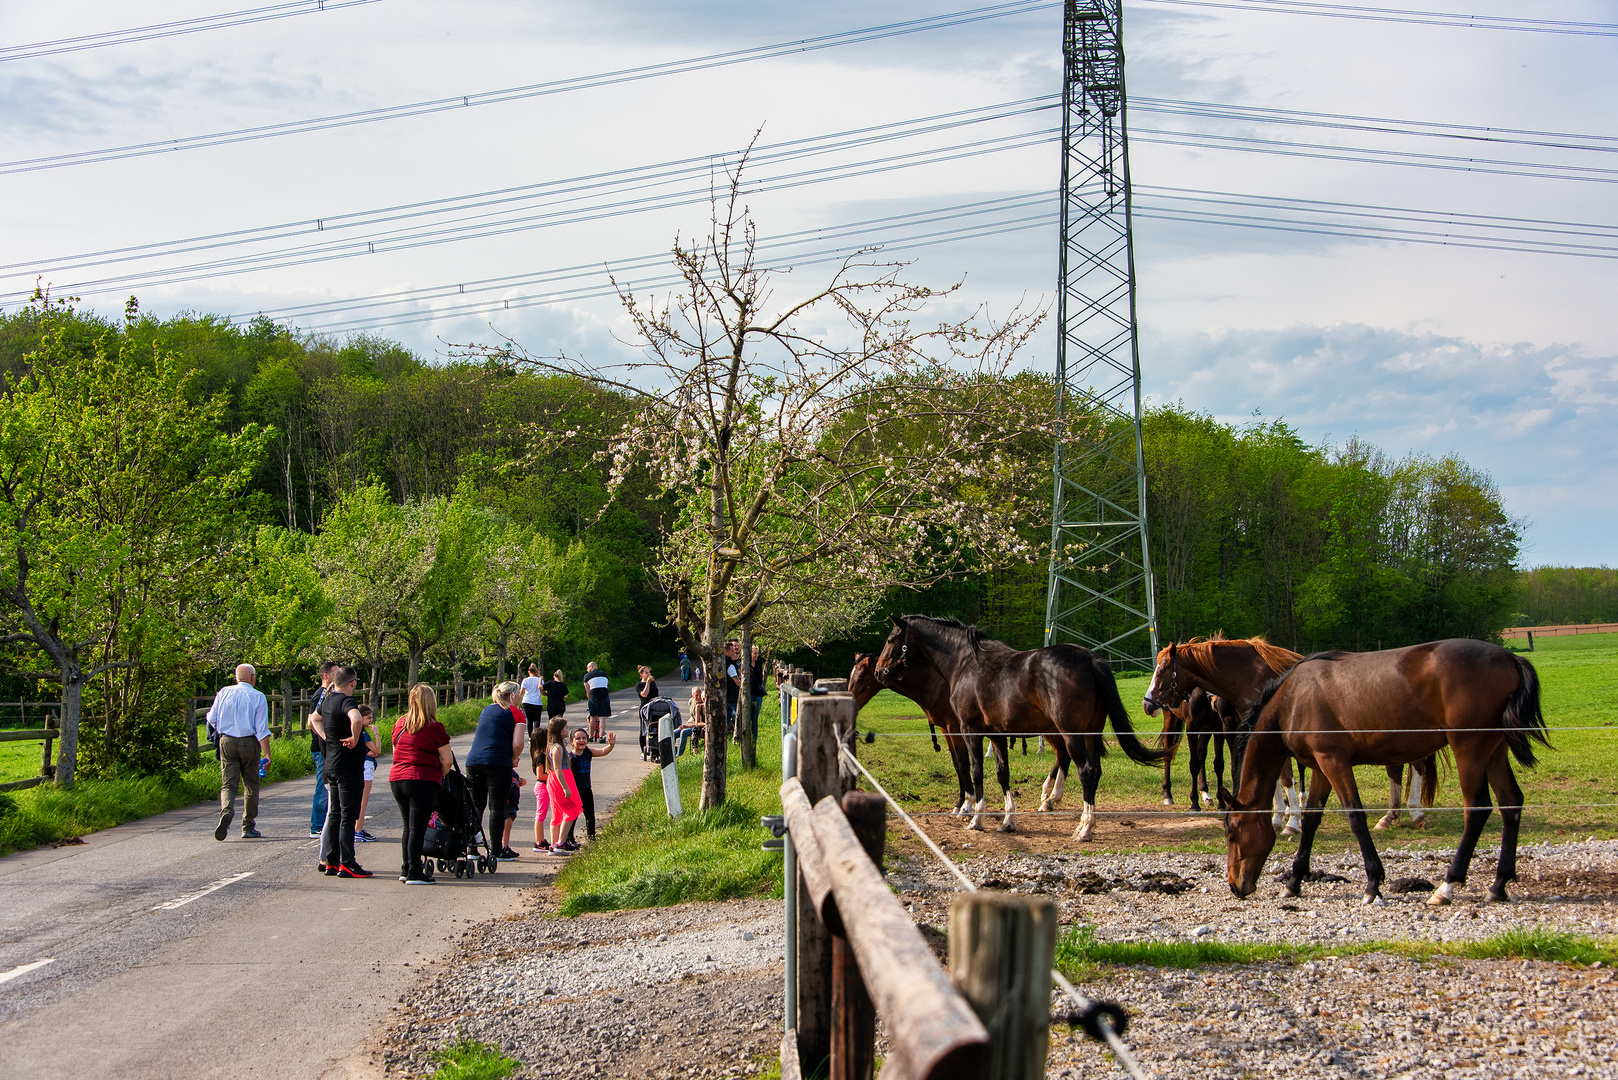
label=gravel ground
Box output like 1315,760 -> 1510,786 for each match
372,893 -> 785,1079
372,839 -> 1618,1079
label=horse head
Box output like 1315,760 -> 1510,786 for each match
872,617 -> 909,686
1217,783 -> 1276,899
1142,641 -> 1184,715
847,652 -> 881,710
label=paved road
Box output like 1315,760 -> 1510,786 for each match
0,677 -> 676,1079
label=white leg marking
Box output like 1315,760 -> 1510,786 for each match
1075,800 -> 1096,842
1000,791 -> 1015,832
1285,785 -> 1304,835
1407,773 -> 1425,824
1272,780 -> 1287,828
1427,881 -> 1454,906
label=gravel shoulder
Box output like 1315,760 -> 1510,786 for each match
369,823 -> 1618,1080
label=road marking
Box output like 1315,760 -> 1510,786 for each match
153,871 -> 254,911
0,959 -> 55,986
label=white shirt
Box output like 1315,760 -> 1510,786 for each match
584,673 -> 610,693
207,681 -> 270,740
521,676 -> 543,705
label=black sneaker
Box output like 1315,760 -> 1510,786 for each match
405,875 -> 435,885
337,863 -> 373,878
241,828 -> 263,839
214,814 -> 232,842
497,847 -> 520,861
323,864 -> 339,876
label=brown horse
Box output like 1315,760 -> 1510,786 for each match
849,653 -> 985,819
1220,640 -> 1548,905
1156,688 -> 1233,811
873,615 -> 1165,839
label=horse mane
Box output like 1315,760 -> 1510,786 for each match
903,615 -> 987,655
1166,633 -> 1304,677
1234,649 -> 1352,750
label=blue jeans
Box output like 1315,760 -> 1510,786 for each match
310,749 -> 328,834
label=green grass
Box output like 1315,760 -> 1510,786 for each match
1054,922 -> 1618,978
0,697 -> 490,856
854,633 -> 1618,853
555,687 -> 785,915
429,1038 -> 521,1080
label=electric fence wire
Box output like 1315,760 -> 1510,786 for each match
0,1 -> 1060,175
1134,0 -> 1618,37
0,0 -> 383,63
831,727 -> 1152,1080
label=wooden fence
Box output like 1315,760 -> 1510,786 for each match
1501,622 -> 1618,644
1,678 -> 498,786
775,672 -> 1056,1080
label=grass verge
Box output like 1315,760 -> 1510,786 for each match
1055,922 -> 1618,978
555,686 -> 785,915
0,697 -> 488,857
430,1038 -> 521,1080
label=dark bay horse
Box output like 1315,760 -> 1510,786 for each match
1220,639 -> 1548,905
873,615 -> 1165,839
849,653 -> 986,818
1156,688 -> 1230,811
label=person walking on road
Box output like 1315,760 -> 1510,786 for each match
584,662 -> 611,743
520,663 -> 547,738
309,661 -> 336,838
541,669 -> 568,722
389,683 -> 452,885
209,663 -> 272,841
679,647 -> 691,682
316,666 -> 373,878
635,665 -> 660,712
467,682 -> 526,862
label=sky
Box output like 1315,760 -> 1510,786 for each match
2,0 -> 1615,565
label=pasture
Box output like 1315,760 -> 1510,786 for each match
853,632 -> 1618,858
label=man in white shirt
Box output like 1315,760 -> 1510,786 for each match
208,663 -> 272,841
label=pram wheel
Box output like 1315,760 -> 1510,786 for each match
455,858 -> 467,878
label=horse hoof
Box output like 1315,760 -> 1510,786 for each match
1189,803 -> 1202,813
1281,825 -> 1301,838
1372,816 -> 1391,831
1163,797 -> 1174,806
1365,892 -> 1385,906
1487,885 -> 1510,903
1407,817 -> 1428,830
999,821 -> 1016,834
1283,882 -> 1301,899
1427,883 -> 1454,906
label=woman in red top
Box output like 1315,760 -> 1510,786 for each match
390,683 -> 453,884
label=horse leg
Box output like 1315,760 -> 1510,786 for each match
992,736 -> 1015,832
1374,765 -> 1402,831
1040,736 -> 1068,811
1407,756 -> 1435,828
1284,768 -> 1335,897
1073,736 -> 1102,843
966,734 -> 987,831
1431,755 -> 1495,906
1486,746 -> 1523,903
1314,755 -> 1387,904
1189,732 -> 1210,812
947,734 -> 973,816
1281,760 -> 1304,836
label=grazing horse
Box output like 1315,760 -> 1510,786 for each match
873,615 -> 1165,840
1220,640 -> 1548,905
1156,688 -> 1233,811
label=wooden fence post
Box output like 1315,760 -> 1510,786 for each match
793,683 -> 855,1074
948,892 -> 1058,1080
833,791 -> 884,1080
186,697 -> 199,766
41,712 -> 56,780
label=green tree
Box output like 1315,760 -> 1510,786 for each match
230,525 -> 334,716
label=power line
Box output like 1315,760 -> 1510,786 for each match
0,1 -> 1059,176
0,0 -> 383,63
1135,0 -> 1618,37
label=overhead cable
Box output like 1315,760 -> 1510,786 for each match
0,1 -> 1058,175
0,0 -> 383,63
1135,0 -> 1618,37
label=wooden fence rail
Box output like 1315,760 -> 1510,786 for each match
776,672 -> 1053,1080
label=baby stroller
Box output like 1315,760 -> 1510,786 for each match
422,762 -> 497,879
639,697 -> 681,761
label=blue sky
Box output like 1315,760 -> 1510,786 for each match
1,0 -> 1614,564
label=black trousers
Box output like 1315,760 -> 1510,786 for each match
579,780 -> 596,838
391,778 -> 439,877
321,771 -> 363,868
467,764 -> 511,853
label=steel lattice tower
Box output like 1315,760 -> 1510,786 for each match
1043,0 -> 1159,668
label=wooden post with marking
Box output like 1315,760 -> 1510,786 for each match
948,892 -> 1058,1080
832,790 -> 885,1080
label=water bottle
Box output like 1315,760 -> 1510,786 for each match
258,756 -> 269,779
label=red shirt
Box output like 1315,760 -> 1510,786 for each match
389,719 -> 450,783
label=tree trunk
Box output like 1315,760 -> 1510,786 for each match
450,648 -> 464,704
408,647 -> 422,690
496,636 -> 508,684
738,622 -> 757,770
368,656 -> 383,711
282,672 -> 295,738
56,676 -> 84,790
699,629 -> 728,811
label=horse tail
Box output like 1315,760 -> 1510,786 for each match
1092,655 -> 1168,765
1501,654 -> 1551,768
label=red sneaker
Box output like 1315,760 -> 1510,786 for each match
337,863 -> 373,878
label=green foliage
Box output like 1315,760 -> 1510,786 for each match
1513,566 -> 1618,625
430,1038 -> 521,1080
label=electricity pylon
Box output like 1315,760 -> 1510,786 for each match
1043,0 -> 1159,669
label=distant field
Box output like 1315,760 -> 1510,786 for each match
851,632 -> 1618,856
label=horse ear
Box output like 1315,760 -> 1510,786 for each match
888,614 -> 901,627
1216,784 -> 1233,811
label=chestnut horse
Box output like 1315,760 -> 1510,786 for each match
1220,640 -> 1548,905
873,615 -> 1164,839
1155,688 -> 1233,811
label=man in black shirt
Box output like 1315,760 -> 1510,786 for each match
723,640 -> 741,738
309,661 -> 335,838
748,644 -> 767,746
314,666 -> 372,878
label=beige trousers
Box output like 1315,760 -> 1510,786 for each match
219,735 -> 262,832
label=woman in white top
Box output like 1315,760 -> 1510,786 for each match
584,662 -> 612,743
520,664 -> 546,767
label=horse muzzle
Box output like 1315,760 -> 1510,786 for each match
1141,693 -> 1158,715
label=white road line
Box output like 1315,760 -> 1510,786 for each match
152,871 -> 254,911
0,958 -> 56,986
